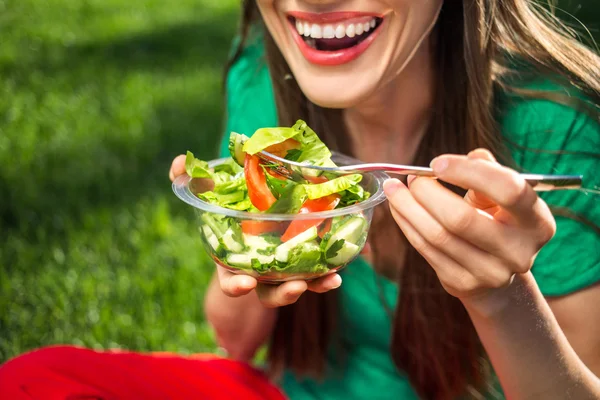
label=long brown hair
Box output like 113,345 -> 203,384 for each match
226,1 -> 600,399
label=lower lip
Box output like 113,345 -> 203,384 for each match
289,20 -> 384,66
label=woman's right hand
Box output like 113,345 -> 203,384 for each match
169,154 -> 343,308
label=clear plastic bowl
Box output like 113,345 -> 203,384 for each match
172,153 -> 388,283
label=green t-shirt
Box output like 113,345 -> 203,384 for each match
219,34 -> 600,400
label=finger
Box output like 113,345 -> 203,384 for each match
384,179 -> 516,282
430,154 -> 541,226
306,273 -> 342,293
408,176 -> 514,258
169,154 -> 187,182
217,265 -> 257,297
388,207 -> 481,296
256,280 -> 308,308
464,149 -> 498,210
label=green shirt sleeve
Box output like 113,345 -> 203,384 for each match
219,32 -> 278,158
499,80 -> 600,296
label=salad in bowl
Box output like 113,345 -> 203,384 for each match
173,120 -> 388,282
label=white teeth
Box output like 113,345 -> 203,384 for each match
310,24 -> 322,38
346,24 -> 356,38
295,18 -> 378,40
355,23 -> 364,36
322,25 -> 335,39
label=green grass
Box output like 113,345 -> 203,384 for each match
1,0 -> 598,365
0,0 -> 240,362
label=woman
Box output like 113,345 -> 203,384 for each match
1,0 -> 599,399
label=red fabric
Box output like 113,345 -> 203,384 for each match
0,346 -> 286,400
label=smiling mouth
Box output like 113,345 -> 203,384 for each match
288,16 -> 384,52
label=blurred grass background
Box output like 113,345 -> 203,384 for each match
0,0 -> 599,363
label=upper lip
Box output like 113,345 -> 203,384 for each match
287,11 -> 382,24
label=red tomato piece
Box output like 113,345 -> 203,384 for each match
244,154 -> 277,211
241,220 -> 284,235
266,168 -> 287,181
281,194 -> 340,242
305,175 -> 329,184
317,219 -> 332,239
264,138 -> 301,157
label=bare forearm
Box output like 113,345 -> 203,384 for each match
462,272 -> 600,399
204,273 -> 277,361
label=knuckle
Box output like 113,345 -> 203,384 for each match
499,174 -> 529,207
485,269 -> 515,289
453,272 -> 479,294
409,232 -> 431,254
508,255 -> 532,274
428,227 -> 452,248
445,208 -> 476,234
537,218 -> 556,245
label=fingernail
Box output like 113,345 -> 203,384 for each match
383,179 -> 406,196
407,175 -> 416,187
430,157 -> 449,173
329,274 -> 342,289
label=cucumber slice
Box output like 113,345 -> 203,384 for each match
300,166 -> 323,178
226,253 -> 274,269
326,241 -> 360,266
275,226 -> 319,262
201,226 -> 221,252
226,253 -> 252,268
325,216 -> 366,250
220,228 -> 244,253
228,132 -> 249,167
243,233 -> 277,250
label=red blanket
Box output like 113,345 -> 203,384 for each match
0,346 -> 286,400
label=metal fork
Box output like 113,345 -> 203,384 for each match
257,150 -> 583,192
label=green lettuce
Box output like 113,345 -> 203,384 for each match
198,191 -> 245,206
242,119 -> 336,169
291,121 -> 336,168
302,174 -> 363,200
186,151 -> 213,179
272,242 -> 329,274
266,184 -> 308,214
242,126 -> 301,155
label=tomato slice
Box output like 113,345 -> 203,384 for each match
281,194 -> 340,242
241,220 -> 283,235
317,218 -> 332,239
305,175 -> 329,184
244,154 -> 277,211
266,168 -> 287,181
264,138 -> 301,157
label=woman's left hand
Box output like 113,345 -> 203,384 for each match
384,148 -> 557,302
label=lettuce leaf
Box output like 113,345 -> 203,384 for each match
339,184 -> 371,206
291,121 -> 336,168
186,151 -> 213,179
198,191 -> 245,206
242,119 -> 336,169
302,174 -> 363,200
242,126 -> 302,155
272,243 -> 329,274
266,184 -> 307,214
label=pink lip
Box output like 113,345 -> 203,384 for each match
287,15 -> 384,67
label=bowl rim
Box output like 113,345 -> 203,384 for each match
172,153 -> 389,221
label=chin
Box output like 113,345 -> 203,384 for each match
294,73 -> 379,109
